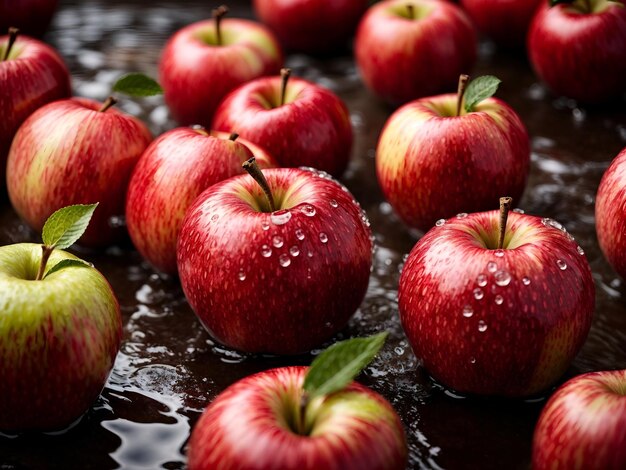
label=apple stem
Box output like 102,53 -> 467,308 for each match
584,0 -> 592,12
242,157 -> 276,212
229,132 -> 239,141
406,4 -> 415,18
98,96 -> 117,113
456,74 -> 470,117
212,5 -> 228,46
35,245 -> 54,281
498,196 -> 512,250
296,392 -> 310,435
280,68 -> 291,107
2,27 -> 19,61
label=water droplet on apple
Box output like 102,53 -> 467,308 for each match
270,210 -> 291,225
211,214 -> 219,222
494,249 -> 504,258
494,271 -> 511,287
462,305 -> 473,317
295,229 -> 305,240
494,295 -> 504,305
289,246 -> 300,257
87,262 -> 95,268
302,205 -> 316,216
567,232 -> 575,241
473,288 -> 484,300
577,246 -> 585,255
272,235 -> 284,248
261,220 -> 270,230
512,208 -> 525,214
522,277 -> 531,285
330,199 -> 338,208
557,259 -> 567,270
261,245 -> 272,257
238,270 -> 246,281
456,212 -> 468,219
477,274 -> 487,287
470,357 -> 476,364
319,233 -> 328,244
487,262 -> 497,273
478,320 -> 488,332
435,219 -> 445,227
279,254 -> 291,267
308,251 -> 314,257
542,218 -> 565,232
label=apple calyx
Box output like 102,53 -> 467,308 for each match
293,332 -> 388,435
498,196 -> 512,250
2,27 -> 19,62
456,74 -> 470,117
242,157 -> 276,212
34,204 -> 99,280
212,5 -> 229,46
280,68 -> 291,107
98,96 -> 117,113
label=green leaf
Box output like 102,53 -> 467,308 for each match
303,332 -> 388,399
464,75 -> 502,113
112,73 -> 163,97
42,203 -> 98,249
43,258 -> 91,278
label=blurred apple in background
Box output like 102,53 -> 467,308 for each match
532,369 -> 626,470
0,28 -> 71,186
460,0 -> 542,47
376,75 -> 529,231
0,0 -> 59,37
213,69 -> 353,177
253,0 -> 368,54
355,0 -> 477,106
399,200 -> 595,397
528,0 -> 626,102
159,6 -> 283,128
177,162 -> 372,354
126,127 -> 276,274
6,97 -> 152,247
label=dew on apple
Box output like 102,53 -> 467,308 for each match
470,357 -> 476,364
473,288 -> 484,300
301,204 -> 316,216
278,254 -> 291,267
260,245 -> 272,257
494,295 -> 504,306
319,232 -> 329,244
542,218 -> 565,232
478,320 -> 488,332
456,213 -> 468,219
307,251 -> 313,257
577,246 -> 585,255
494,249 -> 504,258
261,221 -> 270,230
289,246 -> 299,257
462,305 -> 474,318
270,210 -> 291,225
272,235 -> 283,248
512,208 -> 525,214
295,228 -> 305,240
522,277 -> 531,286
435,219 -> 445,227
238,270 -> 246,281
487,261 -> 497,273
477,274 -> 488,287
557,259 -> 567,270
330,199 -> 338,208
494,271 -> 511,287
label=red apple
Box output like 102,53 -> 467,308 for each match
177,164 -> 372,354
212,70 -> 353,177
159,7 -> 283,128
126,127 -> 277,274
354,0 -> 477,106
398,202 -> 595,397
0,29 -> 71,185
532,369 -> 626,470
6,97 -> 152,247
528,0 -> 626,102
253,0 -> 368,54
595,146 -> 626,278
460,0 -> 542,47
187,366 -> 408,470
376,75 -> 530,231
0,0 -> 59,37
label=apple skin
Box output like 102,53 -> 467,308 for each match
253,0 -> 368,54
376,93 -> 530,231
354,0 -> 477,106
398,210 -> 595,397
6,98 -> 152,247
177,168 -> 372,354
187,366 -> 408,470
459,0 -> 542,47
595,147 -> 626,278
0,0 -> 59,37
527,0 -> 626,102
126,128 -> 277,274
212,76 -> 353,177
159,18 -> 283,128
532,369 -> 626,470
0,32 -> 71,186
0,243 -> 122,431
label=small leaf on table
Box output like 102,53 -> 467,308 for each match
113,73 -> 163,97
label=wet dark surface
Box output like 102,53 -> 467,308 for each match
1,1 -> 626,469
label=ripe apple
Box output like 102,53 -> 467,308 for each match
177,162 -> 372,354
532,369 -> 626,470
528,0 -> 626,102
595,146 -> 626,278
126,127 -> 277,274
459,0 -> 542,47
159,6 -> 283,128
0,0 -> 59,37
212,69 -> 353,177
187,333 -> 407,470
354,0 -> 477,105
398,200 -> 595,397
0,28 -> 71,185
0,204 -> 122,431
253,0 -> 368,54
376,75 -> 530,231
6,97 -> 152,247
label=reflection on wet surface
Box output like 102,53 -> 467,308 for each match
1,1 -> 626,469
